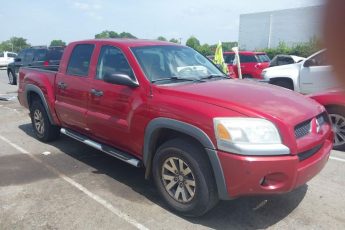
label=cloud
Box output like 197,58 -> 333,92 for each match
72,1 -> 103,20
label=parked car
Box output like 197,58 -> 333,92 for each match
309,89 -> 345,150
269,55 -> 305,67
18,39 -> 332,216
0,51 -> 17,68
7,46 -> 65,85
223,51 -> 270,79
262,49 -> 338,94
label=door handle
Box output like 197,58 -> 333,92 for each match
57,82 -> 67,89
90,89 -> 104,97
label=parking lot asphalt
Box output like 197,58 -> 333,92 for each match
0,69 -> 344,230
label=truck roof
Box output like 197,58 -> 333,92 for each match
70,39 -> 178,48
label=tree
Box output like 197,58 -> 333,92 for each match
186,36 -> 201,50
169,38 -> 179,43
50,40 -> 66,46
198,44 -> 212,56
0,37 -> 30,52
95,30 -> 137,39
157,36 -> 167,41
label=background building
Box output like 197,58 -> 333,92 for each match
238,6 -> 323,51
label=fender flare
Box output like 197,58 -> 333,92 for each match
143,117 -> 231,200
24,84 -> 56,125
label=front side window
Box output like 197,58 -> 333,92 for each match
67,44 -> 94,77
96,46 -> 134,80
0,52 -> 4,58
8,53 -> 17,58
307,51 -> 329,67
24,49 -> 35,63
17,50 -> 26,60
34,49 -> 47,61
131,45 -> 225,83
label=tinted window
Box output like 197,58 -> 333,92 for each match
277,57 -> 294,65
239,55 -> 257,63
224,53 -> 235,64
67,44 -> 94,77
8,53 -> 17,58
0,52 -> 3,58
33,49 -> 47,61
256,54 -> 270,63
307,51 -> 329,67
24,49 -> 35,62
47,48 -> 64,60
96,46 -> 134,80
17,50 -> 26,60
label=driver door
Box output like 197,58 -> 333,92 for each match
299,50 -> 336,94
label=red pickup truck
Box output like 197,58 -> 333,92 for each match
18,39 -> 333,216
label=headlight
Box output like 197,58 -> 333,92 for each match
261,70 -> 267,78
214,118 -> 289,155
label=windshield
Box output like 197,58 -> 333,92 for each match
131,45 -> 226,83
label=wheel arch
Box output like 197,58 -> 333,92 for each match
25,84 -> 56,125
270,77 -> 295,90
143,117 -> 231,200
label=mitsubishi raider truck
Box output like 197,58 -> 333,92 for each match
18,39 -> 333,217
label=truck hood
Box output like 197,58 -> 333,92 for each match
262,63 -> 301,79
157,79 -> 324,126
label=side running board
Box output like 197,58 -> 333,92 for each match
60,128 -> 142,167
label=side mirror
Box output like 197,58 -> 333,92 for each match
304,59 -> 314,68
15,58 -> 21,62
103,73 -> 139,88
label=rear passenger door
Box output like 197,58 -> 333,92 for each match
55,44 -> 95,133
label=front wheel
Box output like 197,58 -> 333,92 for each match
152,138 -> 218,217
30,100 -> 60,142
327,106 -> 345,151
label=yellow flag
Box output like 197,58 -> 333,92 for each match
213,41 -> 228,74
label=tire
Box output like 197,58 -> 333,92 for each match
242,74 -> 252,79
327,106 -> 345,151
29,100 -> 60,142
272,80 -> 294,90
8,70 -> 17,85
152,138 -> 218,217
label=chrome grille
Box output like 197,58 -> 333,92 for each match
294,112 -> 330,139
294,120 -> 311,139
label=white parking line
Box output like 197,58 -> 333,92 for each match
330,156 -> 345,163
0,135 -> 149,230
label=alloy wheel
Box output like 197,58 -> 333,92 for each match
330,113 -> 345,147
33,109 -> 45,135
161,157 -> 196,203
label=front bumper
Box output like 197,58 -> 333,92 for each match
217,139 -> 332,198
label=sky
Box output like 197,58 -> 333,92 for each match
1,0 -> 324,46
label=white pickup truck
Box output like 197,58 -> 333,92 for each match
261,50 -> 338,94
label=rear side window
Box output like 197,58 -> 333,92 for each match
47,48 -> 64,61
67,44 -> 94,77
239,55 -> 257,63
256,54 -> 270,63
224,53 -> 235,64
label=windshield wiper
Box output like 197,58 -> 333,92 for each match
199,74 -> 229,80
151,77 -> 195,83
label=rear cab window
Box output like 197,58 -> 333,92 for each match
67,44 -> 94,77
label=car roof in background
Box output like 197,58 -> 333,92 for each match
69,39 -> 179,48
223,51 -> 267,55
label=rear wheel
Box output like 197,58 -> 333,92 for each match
152,138 -> 218,217
8,70 -> 17,85
30,100 -> 60,142
327,106 -> 345,151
